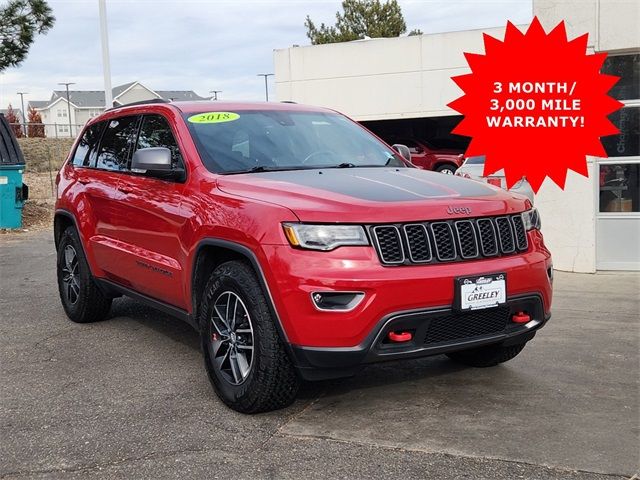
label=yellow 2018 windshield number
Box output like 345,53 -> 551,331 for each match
188,112 -> 239,124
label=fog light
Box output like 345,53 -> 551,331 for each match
311,291 -> 364,311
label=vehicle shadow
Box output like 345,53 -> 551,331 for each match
107,296 -> 470,402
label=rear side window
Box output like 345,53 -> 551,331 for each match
96,116 -> 139,171
72,122 -> 105,167
136,114 -> 183,168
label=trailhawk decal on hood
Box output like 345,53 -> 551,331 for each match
219,168 -> 497,203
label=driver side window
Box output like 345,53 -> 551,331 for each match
136,114 -> 183,170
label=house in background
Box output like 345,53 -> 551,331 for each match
0,108 -> 24,124
29,81 -> 208,138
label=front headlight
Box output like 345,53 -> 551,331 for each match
521,208 -> 541,231
282,223 -> 369,251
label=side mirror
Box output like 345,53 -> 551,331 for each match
392,144 -> 412,162
131,147 -> 172,172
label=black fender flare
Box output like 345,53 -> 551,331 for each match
191,238 -> 292,348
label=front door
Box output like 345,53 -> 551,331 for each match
110,114 -> 190,309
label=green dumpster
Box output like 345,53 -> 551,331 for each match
0,113 -> 28,229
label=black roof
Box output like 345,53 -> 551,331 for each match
0,114 -> 25,166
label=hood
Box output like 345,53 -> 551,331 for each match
217,167 -> 530,223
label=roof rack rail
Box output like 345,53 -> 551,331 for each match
106,98 -> 170,111
280,100 -> 297,104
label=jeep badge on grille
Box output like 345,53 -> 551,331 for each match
447,206 -> 472,215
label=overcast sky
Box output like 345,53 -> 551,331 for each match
0,0 -> 532,111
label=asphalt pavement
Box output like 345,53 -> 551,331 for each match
1,230 -> 638,479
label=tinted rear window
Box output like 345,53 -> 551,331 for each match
96,116 -> 139,171
72,121 -> 105,167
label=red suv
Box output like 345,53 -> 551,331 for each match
55,101 -> 553,413
388,138 -> 464,174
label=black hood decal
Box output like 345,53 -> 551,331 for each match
236,168 -> 496,202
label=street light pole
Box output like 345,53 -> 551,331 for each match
16,92 -> 28,136
99,0 -> 113,108
257,73 -> 274,102
209,90 -> 222,100
58,82 -> 75,137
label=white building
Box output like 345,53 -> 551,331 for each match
274,0 -> 639,272
29,81 -> 207,138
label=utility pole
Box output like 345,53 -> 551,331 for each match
58,82 -> 75,137
16,92 -> 28,136
257,73 -> 274,102
99,0 -> 113,108
209,90 -> 222,100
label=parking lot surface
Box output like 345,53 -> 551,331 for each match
1,231 -> 638,479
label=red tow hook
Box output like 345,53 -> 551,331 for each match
512,311 -> 531,324
388,331 -> 413,343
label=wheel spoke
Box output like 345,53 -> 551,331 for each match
231,295 -> 239,330
235,351 -> 250,379
64,246 -> 75,269
213,305 -> 230,330
229,352 -> 242,383
214,343 -> 230,369
236,344 -> 253,350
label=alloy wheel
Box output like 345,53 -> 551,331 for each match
61,245 -> 80,305
210,291 -> 255,385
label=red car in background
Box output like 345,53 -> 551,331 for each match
390,138 -> 464,174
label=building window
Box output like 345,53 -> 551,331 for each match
599,54 -> 640,214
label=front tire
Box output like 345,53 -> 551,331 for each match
200,260 -> 299,413
436,164 -> 457,175
56,226 -> 112,323
446,341 -> 527,367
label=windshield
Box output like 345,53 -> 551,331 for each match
184,110 -> 407,174
465,155 -> 485,165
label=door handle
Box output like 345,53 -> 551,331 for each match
77,178 -> 90,185
118,186 -> 133,194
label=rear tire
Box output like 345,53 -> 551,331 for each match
446,342 -> 527,367
56,226 -> 112,323
436,164 -> 457,175
200,260 -> 299,413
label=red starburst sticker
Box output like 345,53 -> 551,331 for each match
448,17 -> 624,192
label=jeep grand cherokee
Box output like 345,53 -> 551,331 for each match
54,101 -> 553,413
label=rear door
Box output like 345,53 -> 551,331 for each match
109,113 -> 190,308
86,115 -> 141,281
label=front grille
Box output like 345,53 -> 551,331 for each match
423,306 -> 510,345
370,213 -> 528,266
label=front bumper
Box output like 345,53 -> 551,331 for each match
261,230 -> 553,350
290,294 -> 548,380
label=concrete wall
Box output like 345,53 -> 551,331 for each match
275,26 -> 514,121
534,0 -> 640,53
535,163 -> 597,272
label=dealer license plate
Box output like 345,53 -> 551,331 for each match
455,273 -> 506,311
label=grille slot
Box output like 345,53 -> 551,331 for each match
511,215 -> 528,251
403,224 -> 432,262
423,306 -> 510,345
430,222 -> 456,261
454,220 -> 479,258
477,218 -> 499,256
495,217 -> 515,253
372,226 -> 404,264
